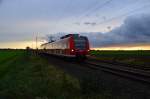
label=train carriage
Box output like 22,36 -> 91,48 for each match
41,34 -> 90,59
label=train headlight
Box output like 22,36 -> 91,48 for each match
71,49 -> 74,52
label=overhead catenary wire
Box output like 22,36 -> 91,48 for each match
77,1 -> 150,32
96,3 -> 150,26
78,0 -> 141,24
76,0 -> 101,18
50,0 -> 150,34
86,0 -> 113,17
77,0 -> 113,21
92,0 -> 141,21
63,0 -> 112,25
54,0 -> 113,33
64,0 -> 113,32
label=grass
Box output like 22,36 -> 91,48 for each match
0,50 -> 22,64
90,50 -> 150,68
0,50 -> 113,99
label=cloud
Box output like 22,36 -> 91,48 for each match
58,13 -> 150,48
74,22 -> 97,26
109,14 -> 150,43
81,13 -> 150,47
84,22 -> 97,26
2,13 -> 149,48
48,14 -> 150,48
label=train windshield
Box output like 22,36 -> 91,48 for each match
74,37 -> 87,50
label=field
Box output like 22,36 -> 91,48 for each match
90,50 -> 150,69
0,50 -> 112,99
0,50 -> 149,99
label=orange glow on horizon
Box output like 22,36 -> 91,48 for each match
0,41 -> 43,49
0,41 -> 150,50
92,43 -> 150,50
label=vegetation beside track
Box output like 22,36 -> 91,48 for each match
90,50 -> 150,69
0,50 -> 113,99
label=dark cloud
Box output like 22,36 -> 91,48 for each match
84,14 -> 150,47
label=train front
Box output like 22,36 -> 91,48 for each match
70,34 -> 90,59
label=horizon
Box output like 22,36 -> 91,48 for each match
0,41 -> 150,51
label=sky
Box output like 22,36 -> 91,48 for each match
0,0 -> 150,49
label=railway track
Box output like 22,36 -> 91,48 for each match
87,56 -> 150,70
39,53 -> 150,84
83,60 -> 150,84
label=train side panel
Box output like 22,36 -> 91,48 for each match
41,37 -> 76,57
40,34 -> 90,59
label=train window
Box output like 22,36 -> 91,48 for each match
74,37 -> 87,50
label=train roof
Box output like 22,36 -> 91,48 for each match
41,34 -> 87,46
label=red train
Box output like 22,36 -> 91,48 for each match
40,34 -> 90,59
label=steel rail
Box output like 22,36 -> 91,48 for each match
84,61 -> 150,84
